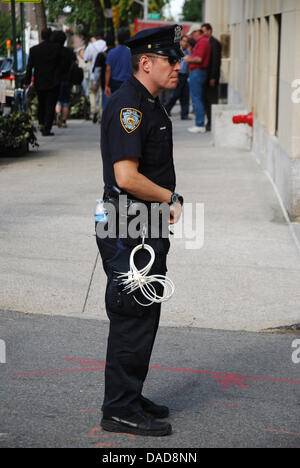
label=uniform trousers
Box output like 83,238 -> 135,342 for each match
96,232 -> 170,418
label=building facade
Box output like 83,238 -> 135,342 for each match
0,2 -> 37,29
205,0 -> 300,239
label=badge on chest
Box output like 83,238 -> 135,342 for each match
120,108 -> 142,133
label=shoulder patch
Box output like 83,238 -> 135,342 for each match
120,108 -> 142,134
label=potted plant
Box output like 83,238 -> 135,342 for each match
0,112 -> 39,157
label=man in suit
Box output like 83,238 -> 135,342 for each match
52,30 -> 77,129
201,23 -> 222,132
24,28 -> 61,136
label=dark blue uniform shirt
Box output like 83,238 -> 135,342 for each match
100,75 -> 176,200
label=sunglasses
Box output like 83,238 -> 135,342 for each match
146,55 -> 181,66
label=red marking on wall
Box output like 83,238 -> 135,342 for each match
264,429 -> 300,437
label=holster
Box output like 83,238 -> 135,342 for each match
103,187 -> 169,246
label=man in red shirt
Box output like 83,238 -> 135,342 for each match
184,25 -> 211,133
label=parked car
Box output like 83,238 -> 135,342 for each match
0,57 -> 13,78
0,58 -> 15,108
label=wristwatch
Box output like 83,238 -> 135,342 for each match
168,192 -> 184,206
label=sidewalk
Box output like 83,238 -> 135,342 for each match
0,115 -> 299,331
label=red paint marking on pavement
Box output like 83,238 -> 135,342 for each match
212,373 -> 248,389
11,367 -> 105,377
264,429 -> 300,437
150,365 -> 300,386
94,442 -> 115,448
88,426 -> 136,440
62,357 -> 105,366
210,400 -> 242,409
88,426 -> 136,447
108,432 -> 136,440
88,427 -> 107,439
10,359 -> 300,387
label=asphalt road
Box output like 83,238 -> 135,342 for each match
1,310 -> 300,448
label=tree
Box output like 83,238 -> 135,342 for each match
45,0 -> 170,41
181,0 -> 203,22
117,0 -> 170,25
46,0 -> 105,42
0,11 -> 20,57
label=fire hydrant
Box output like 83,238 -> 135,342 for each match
232,112 -> 253,127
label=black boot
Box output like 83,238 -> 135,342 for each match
140,395 -> 169,418
101,411 -> 172,437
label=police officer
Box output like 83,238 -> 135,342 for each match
97,25 -> 184,437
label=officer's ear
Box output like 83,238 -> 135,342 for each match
139,54 -> 152,73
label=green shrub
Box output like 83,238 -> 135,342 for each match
69,94 -> 90,119
0,112 -> 39,150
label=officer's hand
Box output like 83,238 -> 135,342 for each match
169,202 -> 182,224
209,79 -> 216,87
105,86 -> 111,97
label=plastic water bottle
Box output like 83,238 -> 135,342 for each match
94,198 -> 108,223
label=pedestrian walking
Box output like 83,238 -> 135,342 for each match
201,23 -> 222,132
104,27 -> 132,98
13,39 -> 28,72
77,46 -> 90,99
24,27 -> 61,136
76,46 -> 91,120
164,35 -> 190,120
83,30 -> 107,123
96,24 -> 184,437
93,35 -> 115,120
53,30 -> 77,129
183,25 -> 211,134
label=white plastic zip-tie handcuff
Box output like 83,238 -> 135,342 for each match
116,225 -> 175,307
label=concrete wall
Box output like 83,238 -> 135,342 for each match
205,0 -> 300,227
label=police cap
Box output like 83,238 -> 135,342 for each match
125,25 -> 184,59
